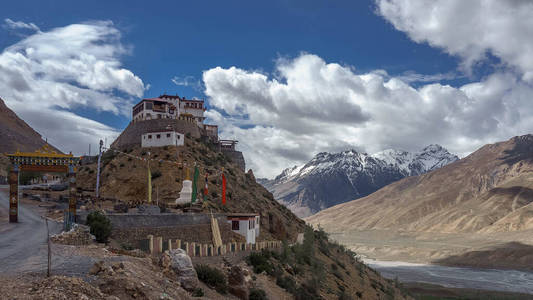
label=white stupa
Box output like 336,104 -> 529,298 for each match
176,180 -> 193,205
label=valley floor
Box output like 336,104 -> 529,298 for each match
330,229 -> 533,271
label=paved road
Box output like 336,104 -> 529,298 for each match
0,187 -> 62,274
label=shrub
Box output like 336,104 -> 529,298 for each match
249,288 -> 267,300
276,275 -> 296,293
247,250 -> 274,274
151,170 -> 162,180
86,211 -> 112,243
192,288 -> 204,297
195,264 -> 227,294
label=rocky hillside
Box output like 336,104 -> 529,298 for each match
0,97 -> 60,154
260,145 -> 458,217
307,134 -> 533,234
0,97 -> 61,177
77,135 -> 411,299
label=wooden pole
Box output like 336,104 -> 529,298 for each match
46,219 -> 51,277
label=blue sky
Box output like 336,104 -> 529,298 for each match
1,0 -> 532,177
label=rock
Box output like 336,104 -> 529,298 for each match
229,286 -> 249,300
167,249 -> 198,291
228,266 -> 245,286
228,266 -> 251,300
51,225 -> 95,246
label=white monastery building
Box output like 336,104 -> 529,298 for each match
132,94 -> 206,125
141,130 -> 184,148
227,213 -> 260,244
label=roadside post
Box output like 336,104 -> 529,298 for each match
8,164 -> 19,223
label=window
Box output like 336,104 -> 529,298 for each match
177,135 -> 180,139
232,220 -> 239,230
156,134 -> 161,139
249,219 -> 255,230
166,133 -> 171,138
148,135 -> 152,139
145,102 -> 153,109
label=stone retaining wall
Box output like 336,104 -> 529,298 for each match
111,119 -> 202,150
223,150 -> 246,172
112,223 -> 245,248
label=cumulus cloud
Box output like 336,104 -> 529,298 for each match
375,0 -> 533,81
0,20 -> 145,154
204,54 -> 533,178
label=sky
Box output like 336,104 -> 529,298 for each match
1,0 -> 533,178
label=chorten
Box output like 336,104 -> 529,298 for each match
176,179 -> 193,205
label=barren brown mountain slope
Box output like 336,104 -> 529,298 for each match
76,136 -> 411,299
0,97 -> 60,154
0,97 -> 61,177
308,134 -> 533,234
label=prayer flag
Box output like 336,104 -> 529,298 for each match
191,166 -> 199,203
222,173 -> 227,205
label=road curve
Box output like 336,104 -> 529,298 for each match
0,187 -> 62,274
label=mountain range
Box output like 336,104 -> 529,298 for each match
259,145 -> 458,217
307,134 -> 533,234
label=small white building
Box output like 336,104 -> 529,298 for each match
180,98 -> 206,126
227,213 -> 260,244
141,130 -> 184,148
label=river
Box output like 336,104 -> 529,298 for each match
363,259 -> 533,295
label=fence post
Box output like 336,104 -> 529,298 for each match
147,235 -> 154,255
155,236 -> 163,254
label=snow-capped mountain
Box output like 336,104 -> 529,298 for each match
260,145 -> 459,217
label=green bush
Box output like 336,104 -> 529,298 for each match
249,288 -> 268,300
276,275 -> 296,293
192,288 -> 204,297
247,250 -> 274,274
195,264 -> 227,294
151,170 -> 162,180
86,211 -> 112,243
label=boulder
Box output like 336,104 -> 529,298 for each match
227,266 -> 251,300
168,249 -> 198,291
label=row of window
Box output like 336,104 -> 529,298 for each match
143,133 -> 181,140
231,219 -> 257,230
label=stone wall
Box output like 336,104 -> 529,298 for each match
111,119 -> 202,150
106,213 -> 227,229
223,150 -> 246,172
112,223 -> 245,247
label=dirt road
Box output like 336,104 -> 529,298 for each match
0,187 -> 67,274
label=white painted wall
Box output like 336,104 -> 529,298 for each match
141,131 -> 184,148
228,218 -> 257,244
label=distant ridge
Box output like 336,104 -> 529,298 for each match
308,134 -> 533,234
0,97 -> 61,154
259,145 -> 458,217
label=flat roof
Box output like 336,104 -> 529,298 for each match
226,213 -> 259,218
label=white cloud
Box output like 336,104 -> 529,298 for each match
4,18 -> 40,32
375,0 -> 533,81
0,20 -> 144,154
171,75 -> 203,91
204,54 -> 533,178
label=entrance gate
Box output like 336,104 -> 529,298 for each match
5,145 -> 80,223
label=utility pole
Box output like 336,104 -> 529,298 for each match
95,140 -> 103,201
46,219 -> 51,277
